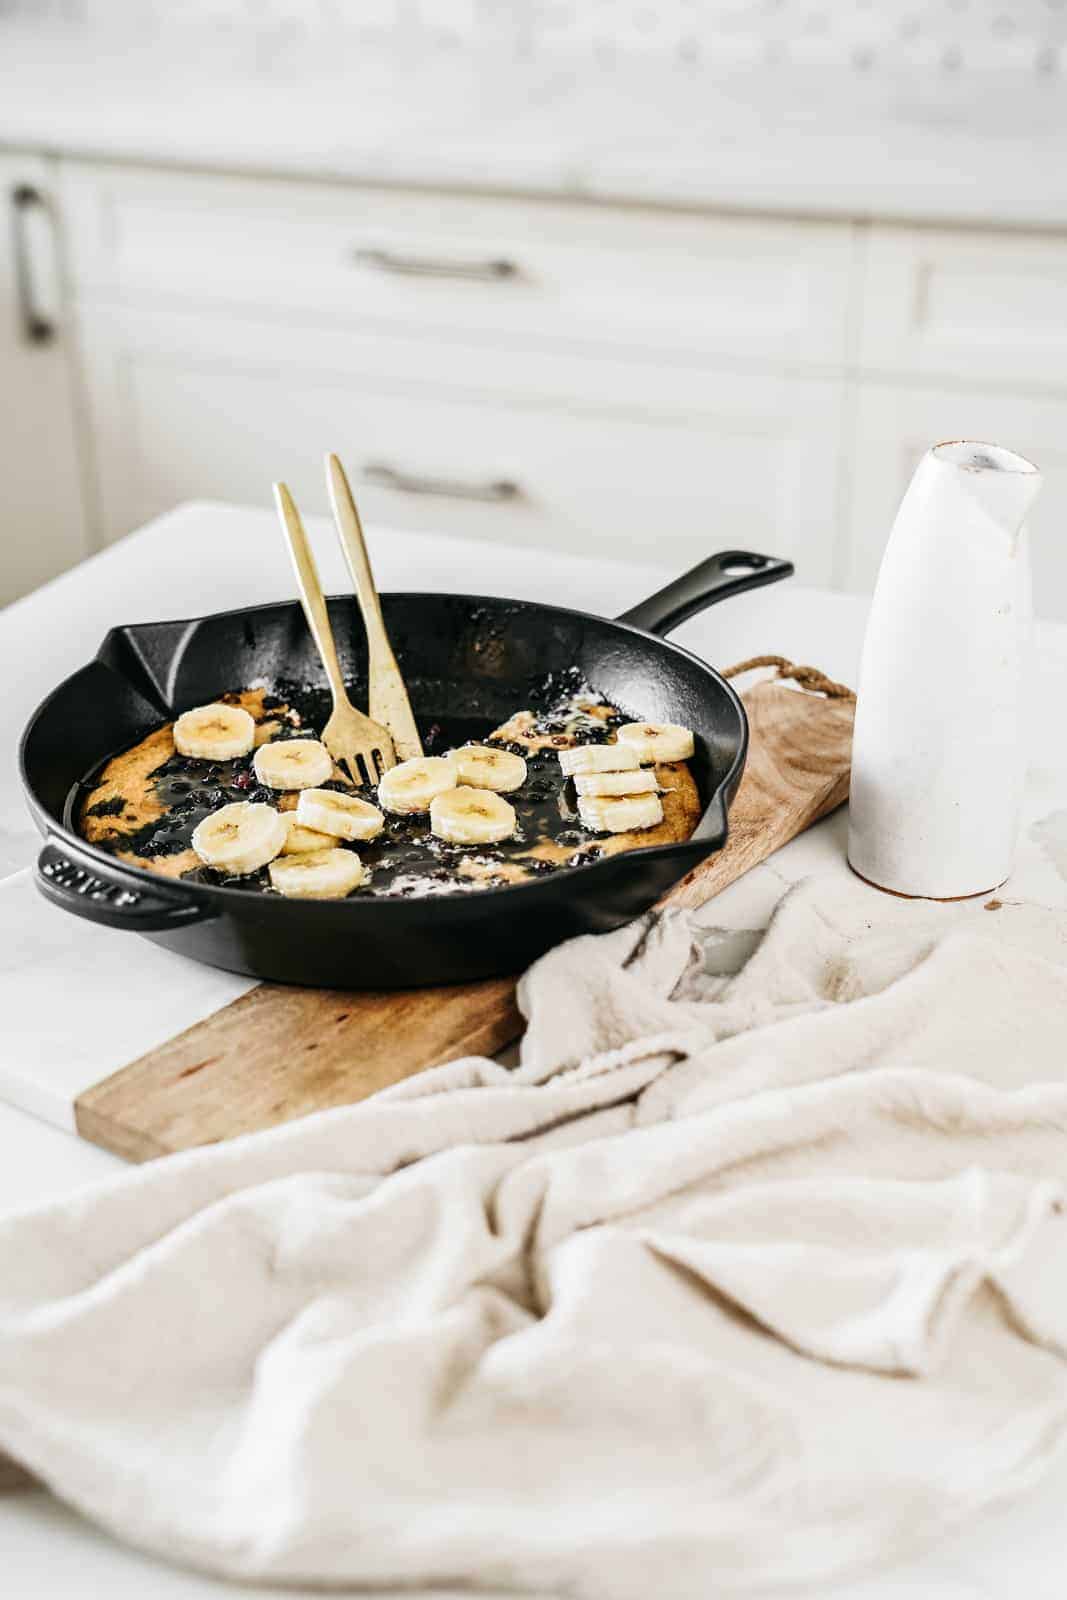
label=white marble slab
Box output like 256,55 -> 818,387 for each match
0,870 -> 252,1131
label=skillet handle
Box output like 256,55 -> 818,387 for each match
35,841 -> 215,933
617,550 -> 794,637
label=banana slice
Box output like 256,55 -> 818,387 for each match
269,847 -> 365,900
447,744 -> 527,793
173,702 -> 255,761
192,801 -> 287,874
281,817 -> 337,855
577,793 -> 664,834
616,722 -> 695,764
430,786 -> 516,845
296,788 -> 384,842
573,768 -> 659,798
558,743 -> 641,778
377,756 -> 456,815
252,738 -> 334,791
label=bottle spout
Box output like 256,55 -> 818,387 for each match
931,440 -> 1042,547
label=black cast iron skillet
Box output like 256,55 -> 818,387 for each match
20,549 -> 792,989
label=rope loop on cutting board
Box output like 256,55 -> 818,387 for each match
721,654 -> 854,700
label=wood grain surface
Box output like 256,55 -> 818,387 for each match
660,677 -> 854,910
74,677 -> 853,1163
75,976 -> 521,1163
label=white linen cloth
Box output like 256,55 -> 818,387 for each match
2,873 -> 1067,1598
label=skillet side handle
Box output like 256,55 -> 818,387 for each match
617,551 -> 794,638
35,842 -> 216,933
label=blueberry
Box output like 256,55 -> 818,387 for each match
525,857 -> 558,876
568,847 -> 602,866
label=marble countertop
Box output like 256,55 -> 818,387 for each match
2,501 -> 1067,1598
1,29 -> 1066,228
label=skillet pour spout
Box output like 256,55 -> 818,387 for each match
21,549 -> 793,988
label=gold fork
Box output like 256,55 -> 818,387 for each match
273,482 -> 396,788
325,453 -> 424,762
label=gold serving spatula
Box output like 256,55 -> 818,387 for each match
273,481 -> 396,787
325,452 -> 424,762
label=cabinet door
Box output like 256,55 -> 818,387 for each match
75,304 -> 844,582
846,384 -> 1067,619
0,154 -> 89,605
859,225 -> 1067,390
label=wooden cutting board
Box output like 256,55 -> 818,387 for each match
74,670 -> 854,1164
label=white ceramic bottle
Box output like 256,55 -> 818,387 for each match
848,441 -> 1042,900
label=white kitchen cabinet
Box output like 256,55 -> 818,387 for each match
858,224 -> 1067,390
73,303 -> 844,581
846,383 -> 1067,618
52,156 -> 1067,615
0,153 -> 89,606
59,162 -> 856,373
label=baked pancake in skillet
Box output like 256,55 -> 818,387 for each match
79,684 -> 701,899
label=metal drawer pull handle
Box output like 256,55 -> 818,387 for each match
10,184 -> 58,344
363,461 -> 522,504
354,246 -> 519,282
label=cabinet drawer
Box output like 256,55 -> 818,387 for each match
858,225 -> 1067,389
61,162 -> 855,369
77,307 -> 842,582
845,383 -> 1067,618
